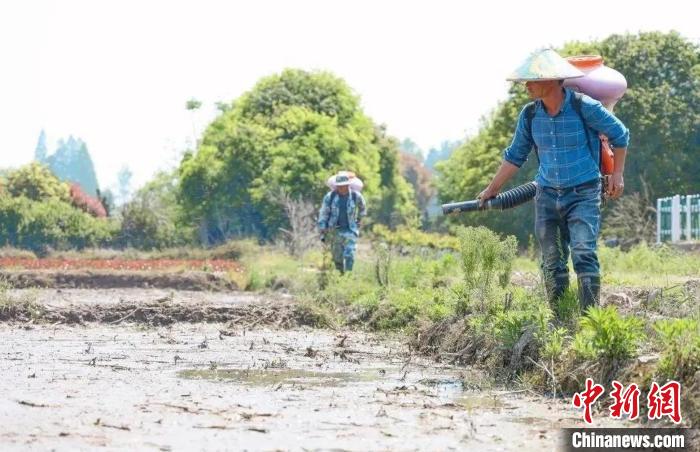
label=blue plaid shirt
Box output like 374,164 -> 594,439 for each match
317,189 -> 367,237
504,88 -> 630,189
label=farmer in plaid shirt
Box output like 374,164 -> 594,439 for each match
318,172 -> 367,274
478,49 -> 629,311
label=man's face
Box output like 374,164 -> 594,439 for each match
336,185 -> 349,196
525,80 -> 560,99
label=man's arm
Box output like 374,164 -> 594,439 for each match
580,96 -> 629,149
580,96 -> 630,199
317,193 -> 331,232
478,161 -> 520,204
479,106 -> 533,204
355,192 -> 367,226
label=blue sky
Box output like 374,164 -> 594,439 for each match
1,0 -> 697,191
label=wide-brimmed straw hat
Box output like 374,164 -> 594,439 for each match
334,174 -> 352,186
326,170 -> 364,191
506,49 -> 585,82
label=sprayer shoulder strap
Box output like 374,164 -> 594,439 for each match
525,101 -> 539,163
525,93 -> 598,168
570,93 -> 600,168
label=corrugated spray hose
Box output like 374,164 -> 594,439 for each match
441,182 -> 537,215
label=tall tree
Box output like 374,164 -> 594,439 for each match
186,98 -> 203,148
46,136 -> 100,197
34,130 -> 48,162
399,151 -> 435,215
116,165 -> 133,205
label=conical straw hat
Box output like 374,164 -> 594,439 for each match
507,49 -> 585,82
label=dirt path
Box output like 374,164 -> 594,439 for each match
0,289 -> 621,451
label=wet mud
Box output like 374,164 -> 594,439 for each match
0,289 -> 628,451
0,289 -> 306,327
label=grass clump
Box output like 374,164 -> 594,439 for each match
654,319 -> 700,382
372,225 -> 460,250
458,226 -> 517,292
539,327 -> 568,362
572,306 -> 644,361
236,243 -> 317,292
0,280 -> 43,321
552,287 -> 582,327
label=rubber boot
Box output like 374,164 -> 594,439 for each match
344,256 -> 354,272
578,276 -> 601,312
334,260 -> 344,274
544,274 -> 569,309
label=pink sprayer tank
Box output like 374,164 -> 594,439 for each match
562,56 -> 627,111
563,55 -> 627,175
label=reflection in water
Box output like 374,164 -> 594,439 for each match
180,369 -> 542,425
178,368 -> 377,387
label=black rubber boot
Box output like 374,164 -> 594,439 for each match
545,274 -> 570,309
578,276 -> 601,312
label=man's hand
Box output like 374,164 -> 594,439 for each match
608,172 -> 624,199
477,160 -> 519,206
477,187 -> 499,207
609,148 -> 627,199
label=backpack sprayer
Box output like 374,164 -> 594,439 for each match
442,55 -> 626,216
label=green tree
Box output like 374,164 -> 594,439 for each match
373,127 -> 420,228
5,162 -> 71,203
46,136 -> 101,197
591,32 -> 700,197
438,32 -> 700,243
178,69 -> 417,243
119,170 -> 192,249
0,196 -> 115,254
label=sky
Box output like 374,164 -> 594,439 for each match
1,0 -> 697,191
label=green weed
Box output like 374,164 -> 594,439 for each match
573,306 -> 644,361
654,319 -> 700,382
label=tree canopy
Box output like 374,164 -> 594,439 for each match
5,162 -> 71,203
178,69 -> 417,243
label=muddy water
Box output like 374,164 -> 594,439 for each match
0,289 -> 620,451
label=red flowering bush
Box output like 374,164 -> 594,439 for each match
69,183 -> 106,218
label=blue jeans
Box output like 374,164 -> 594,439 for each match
535,179 -> 602,284
330,229 -> 357,272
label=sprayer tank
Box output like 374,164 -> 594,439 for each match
562,55 -> 627,111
